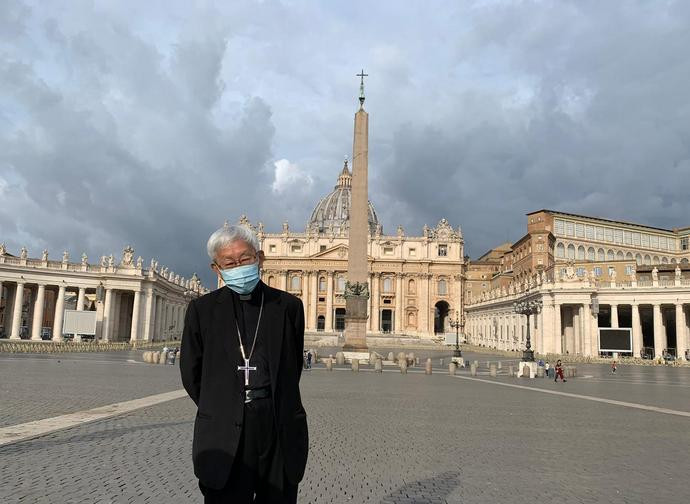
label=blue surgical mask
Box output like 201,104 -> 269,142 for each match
219,262 -> 260,295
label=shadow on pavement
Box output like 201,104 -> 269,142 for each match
381,470 -> 461,503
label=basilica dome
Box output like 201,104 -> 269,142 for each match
307,160 -> 380,235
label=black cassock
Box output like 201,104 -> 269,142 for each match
180,281 -> 308,503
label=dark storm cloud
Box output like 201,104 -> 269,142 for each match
1,0 -> 689,287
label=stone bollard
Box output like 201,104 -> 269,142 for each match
489,364 -> 497,377
387,352 -> 395,362
152,351 -> 160,364
508,365 -> 514,377
369,352 -> 378,366
351,359 -> 359,372
397,352 -> 407,364
415,357 -> 420,366
537,367 -> 545,378
160,350 -> 168,365
374,358 -> 383,373
449,362 -> 457,376
473,360 -> 479,368
571,366 -> 577,377
440,358 -> 444,367
486,361 -> 491,369
142,351 -> 151,363
425,358 -> 433,375
336,352 -> 345,365
408,352 -> 415,365
497,361 -> 502,370
470,363 -> 477,376
400,359 -> 408,374
326,358 -> 333,371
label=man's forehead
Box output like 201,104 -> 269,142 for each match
217,241 -> 255,255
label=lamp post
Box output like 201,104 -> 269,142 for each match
449,311 -> 463,357
513,298 -> 542,362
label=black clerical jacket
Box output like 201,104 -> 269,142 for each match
180,282 -> 308,490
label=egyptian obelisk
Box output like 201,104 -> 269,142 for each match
343,70 -> 370,351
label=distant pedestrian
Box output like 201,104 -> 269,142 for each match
544,361 -> 550,378
306,350 -> 312,370
611,360 -> 617,374
554,359 -> 566,382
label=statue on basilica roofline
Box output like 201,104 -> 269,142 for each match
62,250 -> 69,263
675,265 -> 681,279
42,250 -> 49,262
107,254 -> 114,268
81,253 -> 88,266
136,256 -> 143,269
0,243 -> 6,255
121,245 -> 134,267
20,247 -> 28,260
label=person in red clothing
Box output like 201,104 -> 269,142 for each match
554,359 -> 566,382
611,360 -> 617,374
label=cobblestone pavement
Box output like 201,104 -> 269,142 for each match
1,354 -> 689,503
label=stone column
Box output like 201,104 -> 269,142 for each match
675,303 -> 686,360
52,284 -> 66,341
395,274 -> 403,333
143,289 -> 155,341
281,271 -> 288,291
573,307 -> 581,355
553,302 -> 562,354
111,292 -> 122,341
155,296 -> 165,340
77,287 -> 86,311
300,273 -> 309,327
581,304 -> 592,357
325,272 -> 333,331
9,282 -> 25,340
103,288 -> 113,341
31,284 -> 46,341
611,304 -> 619,328
371,274 -> 380,332
536,309 -> 544,355
632,304 -> 642,358
130,290 -> 141,342
653,304 -> 663,359
308,272 -> 318,330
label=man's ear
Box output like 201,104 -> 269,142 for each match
210,262 -> 222,280
257,250 -> 266,269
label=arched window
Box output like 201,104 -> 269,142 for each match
644,255 -> 651,265
653,256 -> 660,264
577,246 -> 585,260
635,253 -> 642,265
407,312 -> 416,327
408,279 -> 416,294
337,276 -> 345,292
587,247 -> 595,261
626,252 -> 633,260
268,275 -> 275,287
383,277 -> 393,292
671,258 -> 677,264
616,251 -> 624,260
438,279 -> 447,295
319,276 -> 326,292
556,243 -> 565,258
291,276 -> 301,290
607,250 -> 614,261
598,248 -> 605,261
567,244 -> 575,259
662,256 -> 669,264
682,258 -> 689,264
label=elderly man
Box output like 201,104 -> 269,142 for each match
180,224 -> 308,503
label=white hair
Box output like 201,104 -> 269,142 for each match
206,225 -> 260,260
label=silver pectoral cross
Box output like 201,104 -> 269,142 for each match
238,358 -> 257,387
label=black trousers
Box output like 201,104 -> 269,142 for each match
199,398 -> 297,503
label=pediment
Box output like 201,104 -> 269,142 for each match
312,244 -> 349,259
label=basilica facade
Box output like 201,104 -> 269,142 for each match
227,161 -> 465,342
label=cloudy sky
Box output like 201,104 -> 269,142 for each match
2,0 -> 689,287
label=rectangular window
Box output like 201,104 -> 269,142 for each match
576,267 -> 586,277
651,235 -> 659,248
566,222 -> 575,236
682,237 -> 689,251
586,225 -> 594,239
641,234 -> 649,247
269,244 -> 277,253
625,265 -> 634,276
605,228 -> 613,242
614,230 -> 623,243
555,219 -> 565,235
608,266 -> 616,277
594,266 -> 602,277
659,237 -> 667,250
624,231 -> 632,245
632,232 -> 640,246
596,227 -> 604,240
383,247 -> 394,255
320,245 -> 327,252
409,248 -> 416,257
291,244 -> 302,253
576,223 -> 585,238
438,244 -> 448,256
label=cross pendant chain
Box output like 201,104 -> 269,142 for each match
237,358 -> 257,387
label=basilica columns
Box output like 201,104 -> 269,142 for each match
308,273 -> 317,331
130,290 -> 141,342
9,281 -> 24,340
143,288 -> 155,341
632,304 -> 642,358
102,288 -> 113,341
675,303 -> 686,361
31,284 -> 45,340
325,272 -> 333,331
395,274 -> 403,333
611,304 -> 619,328
77,287 -> 86,311
653,304 -> 663,358
371,274 -> 380,332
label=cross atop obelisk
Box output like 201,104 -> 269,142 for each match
357,69 -> 368,108
343,70 -> 370,351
